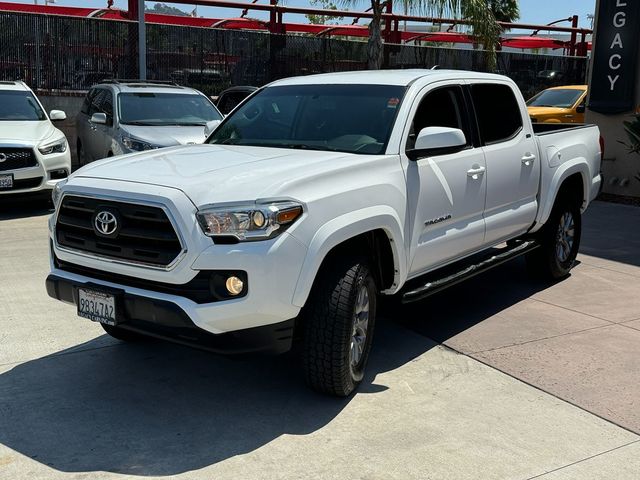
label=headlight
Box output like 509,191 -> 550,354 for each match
197,201 -> 303,242
38,138 -> 67,155
122,136 -> 158,152
51,179 -> 67,208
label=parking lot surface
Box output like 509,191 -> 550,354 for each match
1,199 -> 639,479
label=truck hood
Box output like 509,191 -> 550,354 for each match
122,125 -> 208,147
0,120 -> 57,145
73,144 -> 366,206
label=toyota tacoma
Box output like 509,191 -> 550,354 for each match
46,70 -> 602,396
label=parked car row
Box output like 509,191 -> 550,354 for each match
0,79 -> 258,197
0,80 -> 71,197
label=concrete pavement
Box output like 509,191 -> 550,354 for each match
0,199 -> 639,479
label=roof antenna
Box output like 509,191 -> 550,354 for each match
431,65 -> 440,70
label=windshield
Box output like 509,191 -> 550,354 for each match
0,91 -> 46,121
208,84 -> 406,155
527,89 -> 584,108
118,92 -> 222,126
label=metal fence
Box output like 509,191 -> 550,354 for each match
0,11 -> 588,98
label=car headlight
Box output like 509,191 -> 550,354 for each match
122,136 -> 158,152
38,138 -> 68,155
51,178 -> 67,208
197,201 -> 303,242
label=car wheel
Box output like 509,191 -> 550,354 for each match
527,194 -> 582,279
101,324 -> 146,342
301,257 -> 377,397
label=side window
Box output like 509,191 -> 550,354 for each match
81,89 -> 97,115
88,89 -> 106,117
101,90 -> 114,126
471,84 -> 523,145
407,86 -> 470,151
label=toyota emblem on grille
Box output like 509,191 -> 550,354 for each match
0,153 -> 6,163
94,210 -> 119,237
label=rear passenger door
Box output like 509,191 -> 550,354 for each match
468,82 -> 540,244
85,89 -> 113,161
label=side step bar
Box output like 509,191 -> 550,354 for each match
401,240 -> 539,304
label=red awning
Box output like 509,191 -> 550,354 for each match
501,36 -> 566,50
404,31 -> 475,44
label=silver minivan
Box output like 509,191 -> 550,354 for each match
76,80 -> 222,165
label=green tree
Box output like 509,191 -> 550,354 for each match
344,0 -> 501,70
486,0 -> 519,23
620,114 -> 640,183
145,3 -> 189,16
306,0 -> 345,25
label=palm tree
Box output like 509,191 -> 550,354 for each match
349,0 -> 501,70
486,0 -> 519,23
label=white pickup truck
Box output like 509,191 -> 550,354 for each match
46,70 -> 602,396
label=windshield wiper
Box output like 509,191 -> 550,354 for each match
121,121 -> 158,126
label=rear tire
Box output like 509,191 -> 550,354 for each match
101,324 -> 146,342
301,257 -> 377,397
527,194 -> 582,280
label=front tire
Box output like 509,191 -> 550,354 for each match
301,257 -> 377,397
527,194 -> 582,279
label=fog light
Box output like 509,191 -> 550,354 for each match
225,276 -> 244,296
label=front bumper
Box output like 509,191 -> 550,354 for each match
46,272 -> 295,355
0,147 -> 71,195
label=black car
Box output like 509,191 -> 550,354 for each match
215,86 -> 258,115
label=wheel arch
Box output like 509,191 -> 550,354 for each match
535,162 -> 588,231
292,208 -> 406,308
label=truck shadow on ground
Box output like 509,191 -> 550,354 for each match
578,201 -> 640,267
0,195 -> 52,220
0,257 -> 555,477
0,320 -> 432,476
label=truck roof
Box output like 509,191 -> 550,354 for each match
270,69 -> 509,87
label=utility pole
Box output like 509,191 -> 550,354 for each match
138,0 -> 146,79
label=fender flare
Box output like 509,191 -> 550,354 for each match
535,160 -> 590,230
291,206 -> 406,308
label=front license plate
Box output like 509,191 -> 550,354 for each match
0,174 -> 13,189
78,288 -> 118,326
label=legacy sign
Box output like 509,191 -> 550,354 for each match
589,0 -> 640,114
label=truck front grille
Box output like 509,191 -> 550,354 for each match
0,148 -> 38,171
55,195 -> 184,268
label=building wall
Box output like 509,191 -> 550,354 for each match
586,0 -> 640,197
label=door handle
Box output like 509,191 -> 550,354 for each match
521,153 -> 536,166
466,165 -> 486,178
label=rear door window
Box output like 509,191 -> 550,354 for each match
470,84 -> 523,145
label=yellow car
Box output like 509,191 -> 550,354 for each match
527,85 -> 587,124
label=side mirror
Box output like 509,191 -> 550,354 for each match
408,126 -> 467,160
576,104 -> 586,114
204,119 -> 221,137
50,110 -> 67,121
90,113 -> 107,125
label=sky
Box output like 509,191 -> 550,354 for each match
18,0 -> 597,28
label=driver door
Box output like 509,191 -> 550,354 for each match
402,82 -> 487,277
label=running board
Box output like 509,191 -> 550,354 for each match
401,240 -> 539,304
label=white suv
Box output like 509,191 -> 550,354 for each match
75,80 -> 222,165
0,81 -> 71,195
